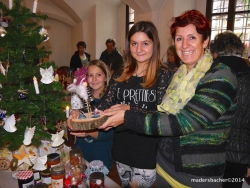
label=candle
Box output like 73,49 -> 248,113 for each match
9,0 -> 12,9
32,0 -> 38,13
33,76 -> 40,94
66,106 -> 70,118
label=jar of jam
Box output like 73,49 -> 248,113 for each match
17,170 -> 34,188
89,172 -> 104,188
40,168 -> 52,188
51,166 -> 65,188
70,149 -> 81,166
33,169 -> 41,184
47,153 -> 60,169
32,183 -> 48,188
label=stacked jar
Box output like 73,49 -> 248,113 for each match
51,166 -> 65,188
47,153 -> 60,169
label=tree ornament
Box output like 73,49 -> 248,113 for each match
23,126 -> 36,145
39,28 -> 49,42
29,155 -> 47,171
54,73 -> 59,82
3,114 -> 17,132
18,89 -> 28,100
0,61 -> 6,75
0,26 -> 7,37
1,16 -> 8,27
40,66 -> 54,84
22,49 -> 26,62
0,109 -> 7,119
13,146 -> 33,167
41,115 -> 47,131
51,130 -> 64,147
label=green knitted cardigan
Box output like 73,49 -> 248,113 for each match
123,60 -> 238,176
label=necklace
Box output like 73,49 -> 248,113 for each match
135,68 -> 147,76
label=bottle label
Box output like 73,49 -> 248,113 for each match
52,178 -> 63,188
22,180 -> 34,188
50,163 -> 59,168
41,176 -> 52,185
34,172 -> 41,180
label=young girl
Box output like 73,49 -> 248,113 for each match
67,60 -> 113,169
92,21 -> 172,187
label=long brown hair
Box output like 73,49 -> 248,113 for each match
116,21 -> 162,88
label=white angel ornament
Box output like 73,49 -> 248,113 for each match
51,130 -> 64,147
3,114 -> 17,132
40,66 -> 54,84
30,155 -> 47,171
23,126 -> 36,145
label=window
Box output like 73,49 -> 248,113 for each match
206,0 -> 250,57
126,5 -> 134,36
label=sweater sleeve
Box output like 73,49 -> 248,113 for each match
93,129 -> 114,142
124,64 -> 238,136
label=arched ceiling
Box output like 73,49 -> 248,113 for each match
49,0 -> 123,23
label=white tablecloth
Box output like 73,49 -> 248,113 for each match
0,170 -> 121,188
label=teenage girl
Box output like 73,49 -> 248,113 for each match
92,21 -> 172,187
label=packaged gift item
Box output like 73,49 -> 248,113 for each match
51,166 -> 65,188
47,153 -> 60,169
89,172 -> 104,188
40,168 -> 51,188
84,160 -> 109,180
17,170 -> 34,188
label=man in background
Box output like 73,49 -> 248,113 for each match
100,38 -> 123,74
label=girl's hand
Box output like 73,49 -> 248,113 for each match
66,110 -> 80,130
70,131 -> 87,137
99,109 -> 126,130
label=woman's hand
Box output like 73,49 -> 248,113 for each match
99,109 -> 126,130
104,104 -> 130,111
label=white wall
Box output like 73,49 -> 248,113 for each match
38,19 -> 72,67
1,0 -> 207,67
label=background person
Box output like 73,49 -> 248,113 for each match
210,31 -> 250,188
100,10 -> 238,188
100,38 -> 123,74
67,60 -> 113,169
70,41 -> 91,72
165,45 -> 181,71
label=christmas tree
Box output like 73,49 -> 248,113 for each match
0,0 -> 68,151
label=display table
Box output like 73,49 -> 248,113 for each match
0,170 -> 121,188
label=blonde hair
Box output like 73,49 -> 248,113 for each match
116,21 -> 163,88
87,60 -> 111,98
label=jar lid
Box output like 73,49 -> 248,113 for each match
90,172 -> 104,181
47,153 -> 60,162
32,183 -> 48,188
51,165 -> 65,175
17,170 -> 33,180
40,168 -> 51,176
89,160 -> 103,171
